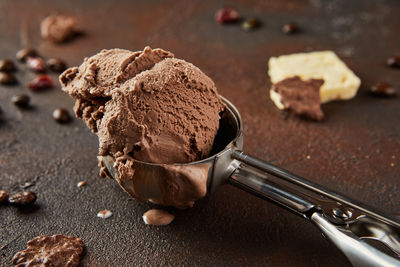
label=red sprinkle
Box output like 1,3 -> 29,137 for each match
27,57 -> 46,73
215,8 -> 239,24
27,75 -> 54,91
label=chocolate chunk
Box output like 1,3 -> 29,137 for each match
12,94 -> 30,108
242,18 -> 261,31
369,82 -> 397,97
142,209 -> 175,226
12,234 -> 84,267
41,15 -> 81,43
16,48 -> 38,62
386,56 -> 400,68
0,59 -> 16,72
0,72 -> 17,85
282,22 -> 299,34
27,57 -> 46,73
271,76 -> 324,121
53,108 -> 71,123
0,190 -> 9,204
215,8 -> 239,24
47,58 -> 67,72
8,191 -> 37,206
27,75 -> 54,91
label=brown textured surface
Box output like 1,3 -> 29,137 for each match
0,0 -> 399,266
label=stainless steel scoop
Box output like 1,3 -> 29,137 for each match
103,97 -> 400,267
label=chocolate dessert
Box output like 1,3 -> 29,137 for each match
60,46 -> 224,208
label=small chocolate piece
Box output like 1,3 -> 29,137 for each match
12,234 -> 84,267
0,190 -> 9,204
12,94 -> 30,108
77,181 -> 87,187
27,75 -> 54,91
215,8 -> 239,24
53,108 -> 71,123
142,209 -> 175,226
16,48 -> 38,62
0,59 -> 16,72
8,191 -> 37,206
47,58 -> 67,72
242,18 -> 261,31
369,82 -> 397,97
386,56 -> 400,68
0,72 -> 17,85
282,22 -> 299,34
41,15 -> 80,43
27,57 -> 46,73
271,76 -> 324,121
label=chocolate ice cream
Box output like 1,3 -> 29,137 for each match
60,47 -> 224,208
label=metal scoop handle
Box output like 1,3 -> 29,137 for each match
230,150 -> 400,267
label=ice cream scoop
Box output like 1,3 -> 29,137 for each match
103,97 -> 400,267
60,47 -> 223,208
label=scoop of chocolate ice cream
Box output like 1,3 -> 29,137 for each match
60,47 -> 224,207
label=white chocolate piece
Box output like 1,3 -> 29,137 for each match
268,51 -> 361,103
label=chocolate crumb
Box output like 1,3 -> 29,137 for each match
12,94 -> 30,108
8,191 -> 37,206
369,82 -> 397,97
0,59 -> 16,72
16,48 -> 38,62
12,234 -> 84,267
41,15 -> 81,43
0,190 -> 9,204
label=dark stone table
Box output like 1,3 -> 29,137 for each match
1,0 -> 399,266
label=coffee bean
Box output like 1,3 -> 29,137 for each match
0,190 -> 9,204
53,108 -> 71,123
282,22 -> 299,34
215,8 -> 239,24
47,58 -> 67,72
370,82 -> 397,97
12,94 -> 30,108
242,18 -> 261,31
27,75 -> 53,91
27,57 -> 46,73
8,191 -> 37,206
16,48 -> 38,62
0,59 -> 16,72
386,56 -> 400,68
0,72 -> 17,85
